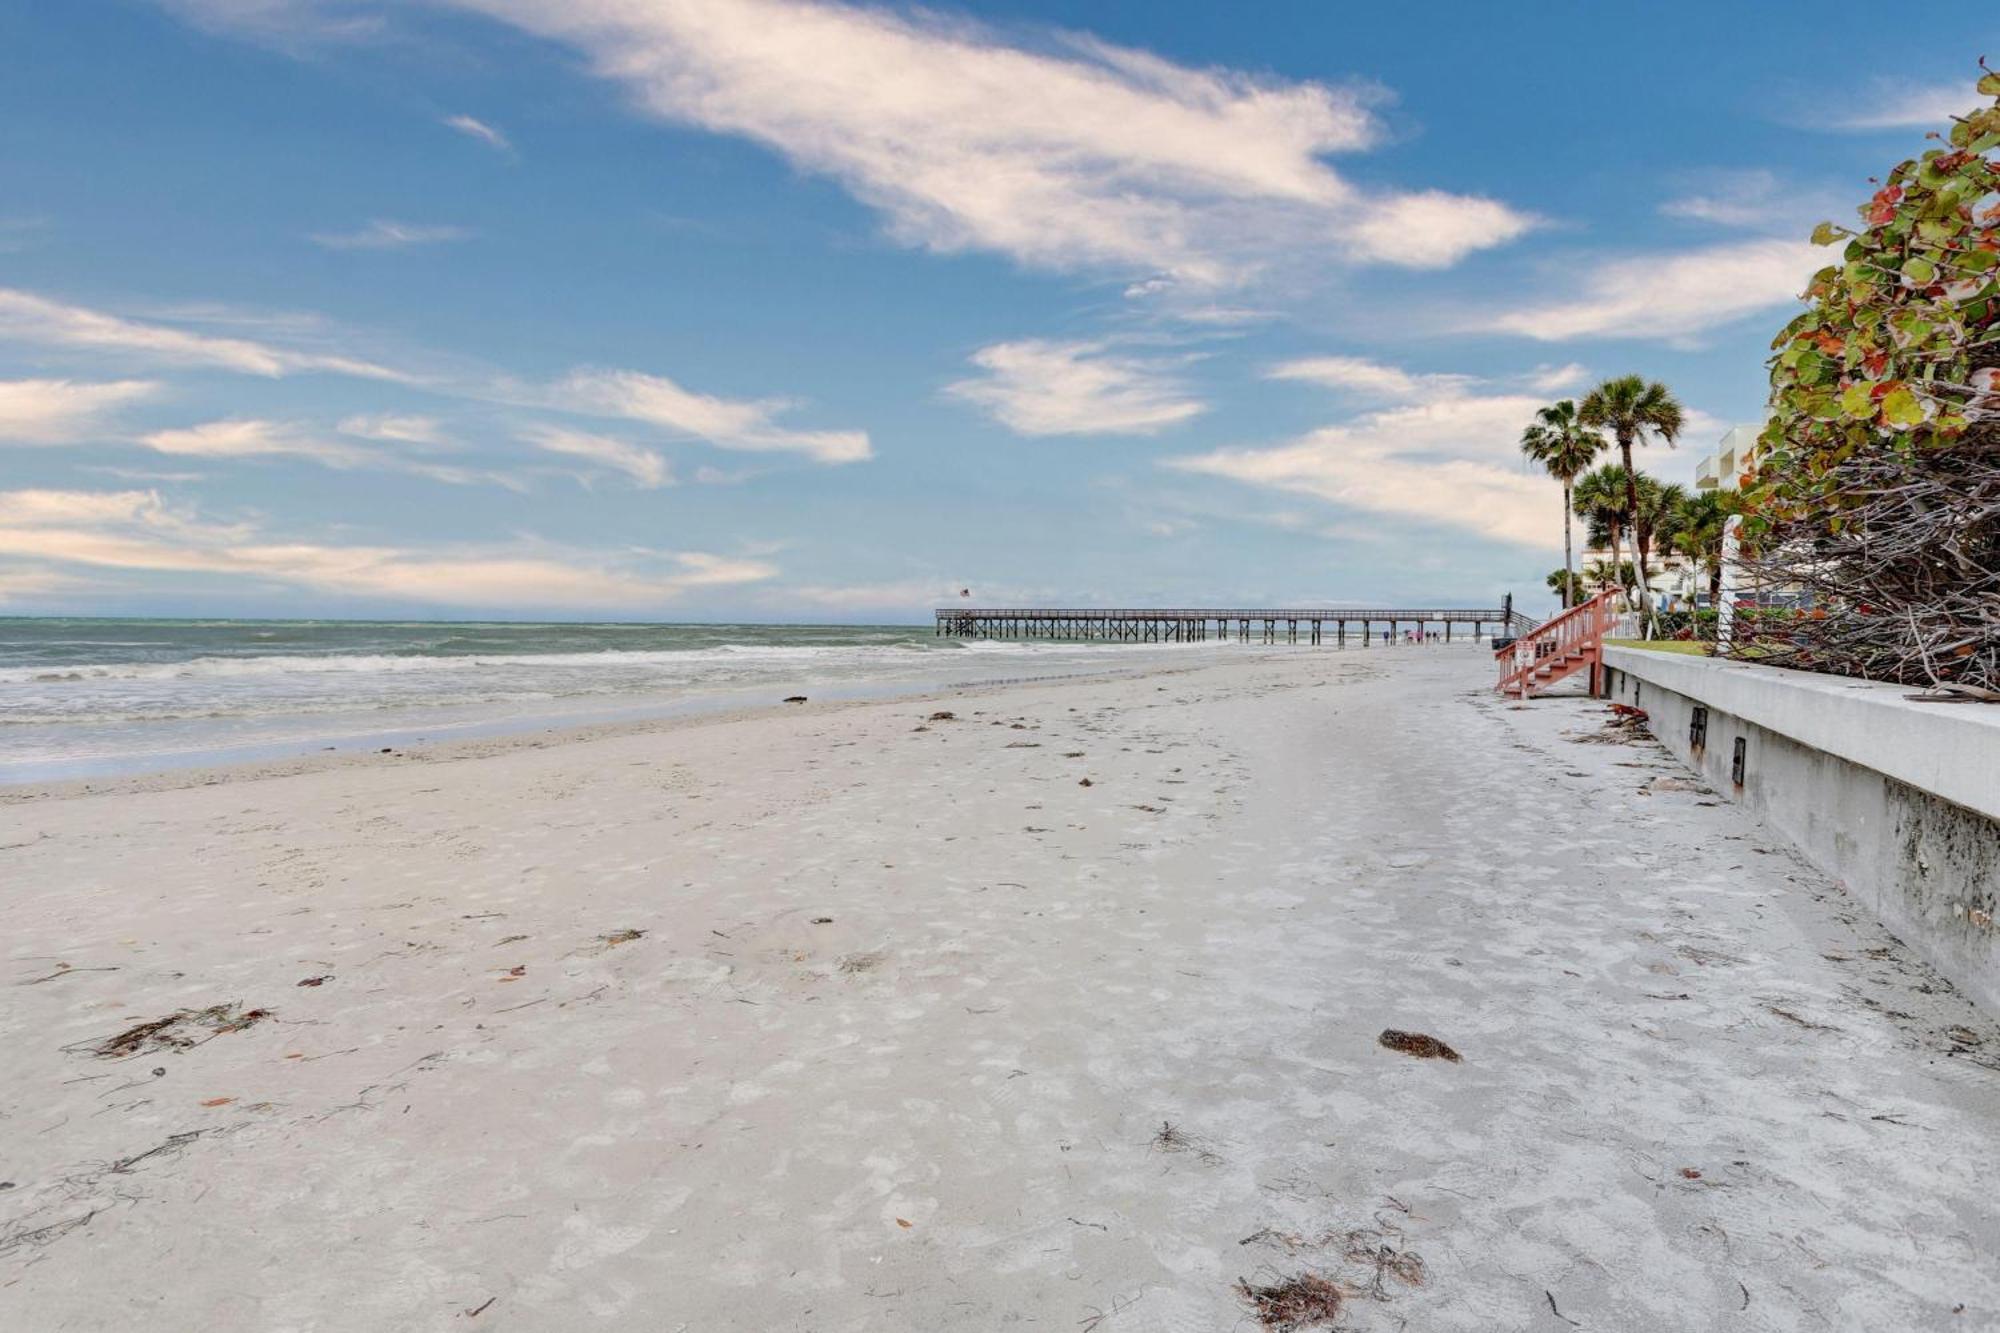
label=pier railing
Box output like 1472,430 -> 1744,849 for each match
936,605 -> 1535,646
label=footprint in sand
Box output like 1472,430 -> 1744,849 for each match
659,958 -> 734,984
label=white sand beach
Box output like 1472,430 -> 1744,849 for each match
3,648 -> 1997,1331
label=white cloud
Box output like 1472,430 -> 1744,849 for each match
141,417 -> 527,489
309,219 -> 473,250
0,283 -> 866,471
1659,169 -> 1788,228
1342,190 -> 1539,269
0,378 -> 161,444
81,465 -> 207,482
0,287 -> 414,381
1821,80 -> 1978,131
522,423 -> 673,488
1480,238 -> 1821,343
390,461 -> 533,493
1264,355 -> 1475,402
691,464 -> 763,485
1166,382 -> 1578,549
426,0 -> 1531,286
443,113 -> 512,151
0,488 -> 775,608
337,413 -> 451,447
545,368 -> 871,464
1525,362 -> 1589,394
140,418 -> 370,466
947,339 -> 1205,436
775,577 -> 971,611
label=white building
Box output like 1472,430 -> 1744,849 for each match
1695,423 -> 1758,497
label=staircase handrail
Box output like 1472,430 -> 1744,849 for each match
1491,588 -> 1618,661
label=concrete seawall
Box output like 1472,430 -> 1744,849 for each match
1603,647 -> 2000,1013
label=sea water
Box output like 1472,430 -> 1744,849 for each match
0,618 -> 1237,782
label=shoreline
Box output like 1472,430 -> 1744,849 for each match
0,644 -> 1280,800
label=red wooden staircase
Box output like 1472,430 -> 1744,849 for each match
1494,588 -> 1617,699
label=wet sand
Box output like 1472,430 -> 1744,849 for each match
3,648 -> 1996,1330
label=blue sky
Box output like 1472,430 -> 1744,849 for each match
0,0 -> 1991,620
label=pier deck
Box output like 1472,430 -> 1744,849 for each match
935,605 -> 1535,645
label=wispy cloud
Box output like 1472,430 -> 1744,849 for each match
140,417 -> 525,489
442,113 -> 511,151
309,219 -> 473,250
543,368 -> 871,464
1477,238 -> 1820,343
773,577 -> 973,612
417,0 -> 1532,287
0,488 -> 775,608
521,423 -> 673,488
1818,79 -> 1979,131
0,287 -> 414,381
1525,363 -> 1589,394
140,418 -> 373,466
80,465 -> 207,482
1658,168 -> 1848,236
0,378 -> 161,444
1263,355 -> 1476,403
0,565 -> 82,604
153,0 -> 384,45
947,340 -> 1205,437
0,284 -> 866,467
0,216 -> 49,255
1660,169 -> 1790,228
337,413 -> 451,447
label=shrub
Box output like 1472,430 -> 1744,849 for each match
1735,68 -> 1999,690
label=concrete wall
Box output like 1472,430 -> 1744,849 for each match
1602,648 -> 2000,1014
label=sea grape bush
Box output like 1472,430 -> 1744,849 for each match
1737,68 -> 2000,690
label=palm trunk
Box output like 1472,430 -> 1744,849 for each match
1560,483 -> 1575,609
1619,433 -> 1654,638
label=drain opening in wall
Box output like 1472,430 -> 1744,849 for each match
1731,735 -> 1747,787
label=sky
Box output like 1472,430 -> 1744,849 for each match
0,0 -> 1992,622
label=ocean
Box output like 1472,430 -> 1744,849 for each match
0,617 -> 1237,782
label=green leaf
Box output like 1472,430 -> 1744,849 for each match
1810,221 -> 1842,246
1839,383 -> 1875,418
1978,70 -> 2000,96
1880,386 -> 1924,427
1903,255 -> 1937,284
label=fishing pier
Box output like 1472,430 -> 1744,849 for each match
935,602 -> 1534,646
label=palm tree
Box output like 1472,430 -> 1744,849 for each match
1546,567 -> 1589,605
1579,376 -> 1685,634
1671,490 -> 1729,611
1582,558 -> 1636,595
1572,464 -> 1633,599
1632,479 -> 1688,607
1519,400 -> 1606,608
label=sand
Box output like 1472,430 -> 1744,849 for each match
2,648 -> 1997,1331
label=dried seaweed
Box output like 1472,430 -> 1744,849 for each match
89,1003 -> 273,1059
1236,1274 -> 1345,1329
1378,1029 -> 1461,1062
